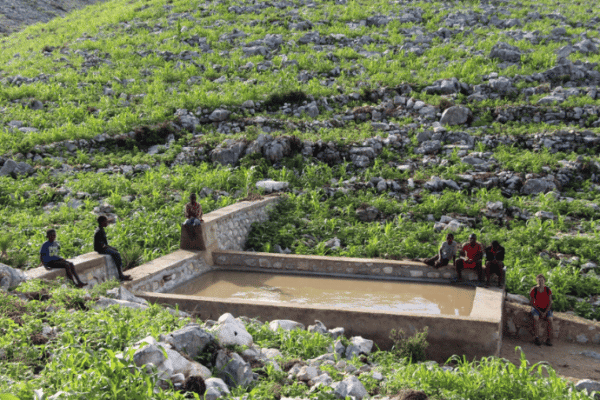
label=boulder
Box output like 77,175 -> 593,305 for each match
505,293 -> 529,305
210,140 -> 246,166
575,379 -> 600,395
356,206 -> 379,222
310,372 -> 333,387
0,263 -> 27,291
93,297 -> 149,311
439,106 -> 472,126
211,313 -> 253,347
215,350 -> 254,387
345,336 -> 373,358
296,365 -> 319,381
521,179 -> 557,195
105,286 -> 148,305
489,42 -> 522,62
331,375 -> 368,400
308,320 -> 328,334
209,109 -> 231,122
256,179 -> 289,193
269,319 -> 305,331
160,324 -> 214,359
204,377 -> 230,400
0,159 -> 34,176
414,140 -> 441,155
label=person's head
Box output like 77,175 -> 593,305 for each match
189,193 -> 197,203
491,240 -> 500,250
469,233 -> 477,245
46,229 -> 56,242
97,215 -> 108,228
446,233 -> 454,243
536,274 -> 546,287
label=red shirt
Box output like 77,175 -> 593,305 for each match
462,242 -> 482,268
530,286 -> 552,310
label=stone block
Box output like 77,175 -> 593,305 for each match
180,225 -> 205,251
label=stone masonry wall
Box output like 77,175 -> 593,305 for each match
127,250 -> 213,294
212,250 -> 485,282
216,200 -> 276,251
504,302 -> 600,344
201,196 -> 280,255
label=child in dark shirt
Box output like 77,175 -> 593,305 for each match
40,229 -> 86,288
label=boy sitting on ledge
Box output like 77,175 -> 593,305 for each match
94,216 -> 132,282
40,229 -> 87,288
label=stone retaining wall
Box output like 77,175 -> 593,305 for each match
201,196 -> 280,255
126,250 -> 212,293
212,250 -> 484,282
504,301 -> 600,345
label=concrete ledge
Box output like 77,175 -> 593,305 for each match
212,250 -> 483,282
504,301 -> 600,345
26,252 -> 119,286
124,250 -> 213,293
138,290 -> 501,362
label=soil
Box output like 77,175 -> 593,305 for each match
500,336 -> 600,383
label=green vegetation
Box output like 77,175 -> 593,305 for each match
0,280 -> 594,399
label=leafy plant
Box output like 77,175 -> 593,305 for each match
389,327 -> 429,363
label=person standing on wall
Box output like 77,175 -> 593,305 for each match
40,229 -> 87,288
530,273 -> 553,346
94,215 -> 132,282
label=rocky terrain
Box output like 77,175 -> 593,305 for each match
0,0 -> 108,35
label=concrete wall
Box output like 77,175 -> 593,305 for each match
504,301 -> 600,345
26,252 -> 119,286
201,196 -> 280,258
212,250 -> 483,282
125,250 -> 213,293
139,291 -> 501,362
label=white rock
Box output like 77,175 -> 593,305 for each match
204,377 -> 230,400
211,313 -> 253,347
506,293 -> 529,305
93,297 -> 149,311
297,365 -> 320,381
256,179 -> 289,193
345,336 -> 373,358
0,263 -> 27,291
269,319 -> 305,331
575,379 -> 600,395
331,375 -> 368,400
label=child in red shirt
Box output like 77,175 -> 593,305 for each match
530,274 -> 553,346
455,233 -> 483,282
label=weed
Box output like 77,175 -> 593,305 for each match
389,327 -> 429,363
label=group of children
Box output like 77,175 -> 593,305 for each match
40,198 -> 554,346
39,193 -> 205,288
425,233 -> 553,346
39,216 -> 133,288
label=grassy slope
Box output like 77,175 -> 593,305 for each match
0,0 -> 598,314
0,0 -> 599,398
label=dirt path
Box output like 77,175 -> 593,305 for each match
500,336 -> 600,383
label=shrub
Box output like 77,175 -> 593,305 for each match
389,327 -> 429,363
121,244 -> 143,270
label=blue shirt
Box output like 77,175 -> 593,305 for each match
40,241 -> 61,264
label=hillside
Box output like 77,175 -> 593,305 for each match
1,0 -> 599,318
1,0 -> 600,397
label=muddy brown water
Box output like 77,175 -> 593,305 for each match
171,270 -> 476,316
